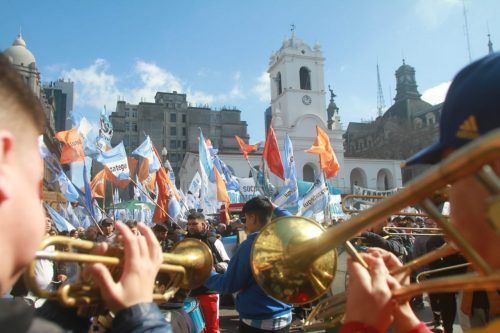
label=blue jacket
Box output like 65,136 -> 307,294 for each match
204,207 -> 292,320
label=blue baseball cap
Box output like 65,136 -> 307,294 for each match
405,52 -> 500,166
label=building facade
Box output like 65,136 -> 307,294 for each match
3,33 -> 62,191
110,91 -> 250,183
344,61 -> 442,183
43,79 -> 74,132
179,33 -> 403,194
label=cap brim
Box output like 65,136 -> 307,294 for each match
404,141 -> 445,167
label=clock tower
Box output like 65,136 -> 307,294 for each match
268,32 -> 328,129
267,32 -> 344,185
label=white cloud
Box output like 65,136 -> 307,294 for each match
252,71 -> 270,102
60,60 -> 248,110
62,58 -> 119,110
421,81 -> 451,105
127,60 -> 183,103
413,0 -> 461,29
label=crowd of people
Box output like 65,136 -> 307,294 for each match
1,47 -> 499,333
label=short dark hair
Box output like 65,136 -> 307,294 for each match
125,220 -> 137,228
100,218 -> 114,226
0,55 -> 45,134
152,224 -> 167,233
242,196 -> 273,225
187,211 -> 205,221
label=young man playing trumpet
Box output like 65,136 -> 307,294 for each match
341,53 -> 500,332
0,55 -> 171,333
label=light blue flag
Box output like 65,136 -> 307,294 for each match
298,173 -> 329,218
274,134 -> 298,208
56,170 -> 80,202
168,193 -> 182,220
198,129 -> 214,183
96,142 -> 130,180
132,136 -> 160,174
45,204 -> 75,232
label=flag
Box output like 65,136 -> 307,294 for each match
305,126 -> 340,178
132,136 -> 160,174
98,108 -> 113,147
96,142 -> 130,180
234,135 -> 258,159
263,125 -> 284,179
298,173 -> 329,218
168,193 -> 182,220
251,166 -> 276,198
83,162 -> 95,220
198,129 -> 215,182
188,172 -> 202,197
214,166 -> 230,204
205,138 -> 219,156
274,134 -> 298,208
55,169 -> 80,202
137,158 -> 150,183
55,128 -> 85,164
90,169 -> 107,198
152,147 -> 181,201
45,204 -> 75,232
153,166 -> 170,223
213,157 -> 240,191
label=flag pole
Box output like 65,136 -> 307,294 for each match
128,177 -> 182,229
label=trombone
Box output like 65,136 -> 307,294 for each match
382,226 -> 444,236
25,235 -> 213,310
251,129 -> 500,329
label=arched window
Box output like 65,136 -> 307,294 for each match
299,67 -> 311,90
276,72 -> 282,95
350,168 -> 367,189
426,113 -> 436,125
376,169 -> 395,191
303,164 -> 316,182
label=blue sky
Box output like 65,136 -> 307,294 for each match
1,0 -> 499,142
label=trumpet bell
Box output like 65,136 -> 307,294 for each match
251,216 -> 337,305
170,238 -> 214,289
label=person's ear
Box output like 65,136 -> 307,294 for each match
0,131 -> 14,203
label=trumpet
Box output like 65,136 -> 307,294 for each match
25,235 -> 213,310
251,129 -> 500,329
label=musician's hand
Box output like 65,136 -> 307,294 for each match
366,248 -> 420,333
88,222 -> 163,313
344,252 -> 396,332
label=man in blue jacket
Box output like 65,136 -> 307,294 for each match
204,196 -> 292,332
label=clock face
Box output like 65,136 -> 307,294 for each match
302,95 -> 312,105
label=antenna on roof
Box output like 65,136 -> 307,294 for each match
462,0 -> 473,62
376,61 -> 386,117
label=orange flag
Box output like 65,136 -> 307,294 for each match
153,166 -> 170,223
214,166 -> 230,204
263,125 -> 284,179
235,135 -> 258,159
137,158 -> 150,183
305,126 -> 340,178
55,128 -> 85,164
144,172 -> 156,193
90,169 -> 107,198
152,146 -> 180,201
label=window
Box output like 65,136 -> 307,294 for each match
182,127 -> 186,136
170,141 -> 176,149
125,111 -> 129,117
182,114 -> 186,123
132,111 -> 137,118
170,113 -> 177,122
299,67 -> 311,90
182,141 -> 186,149
125,122 -> 130,131
176,103 -> 181,109
170,126 -> 177,136
276,72 -> 282,95
177,140 -> 182,147
170,154 -> 177,162
132,123 -> 137,131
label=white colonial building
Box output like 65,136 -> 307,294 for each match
179,33 -> 402,194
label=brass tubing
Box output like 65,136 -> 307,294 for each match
390,244 -> 458,276
286,130 -> 500,271
392,273 -> 500,302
